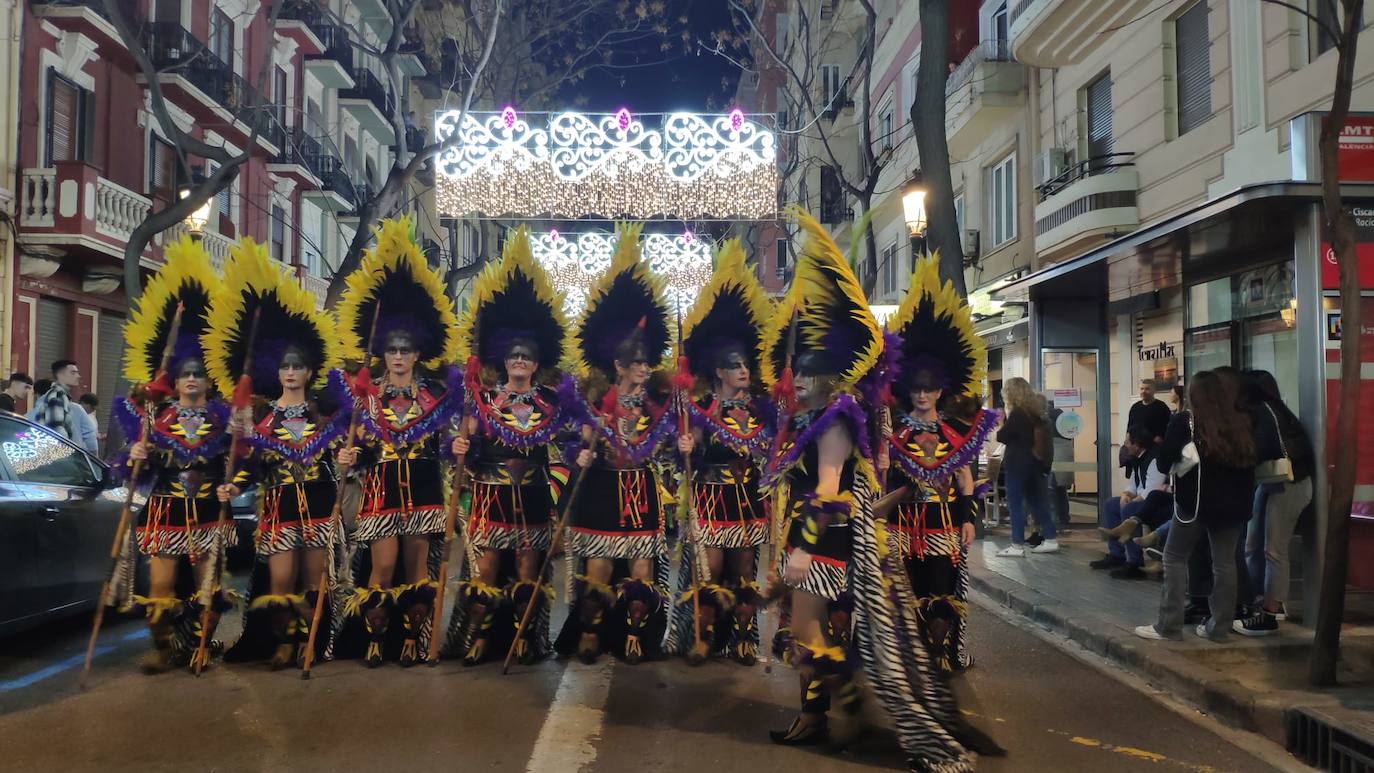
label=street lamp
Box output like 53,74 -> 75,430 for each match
180,185 -> 212,239
902,179 -> 928,260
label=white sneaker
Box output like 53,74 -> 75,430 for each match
1030,539 -> 1060,554
995,545 -> 1025,557
1134,625 -> 1169,641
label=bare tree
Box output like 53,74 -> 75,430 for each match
103,0 -> 283,310
1259,0 -> 1366,687
728,0 -> 892,296
911,0 -> 966,297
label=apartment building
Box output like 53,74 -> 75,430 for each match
10,0 -> 422,415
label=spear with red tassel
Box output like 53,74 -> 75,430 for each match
80,303 -> 185,687
192,307 -> 262,675
300,302 -> 382,679
671,310 -> 709,660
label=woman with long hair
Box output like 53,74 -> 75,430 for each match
1137,370 -> 1257,641
995,377 -> 1058,556
1234,370 -> 1314,635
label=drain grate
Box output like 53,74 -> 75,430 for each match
1289,708 -> 1374,772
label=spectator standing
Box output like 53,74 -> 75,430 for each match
79,393 -> 106,449
995,377 -> 1059,556
26,360 -> 99,455
0,373 -> 34,413
1129,378 -> 1172,446
1135,371 -> 1257,642
1235,370 -> 1315,636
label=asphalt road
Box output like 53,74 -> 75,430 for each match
0,595 -> 1289,772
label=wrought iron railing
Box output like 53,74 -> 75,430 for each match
308,23 -> 355,73
1034,152 -> 1136,201
343,68 -> 393,116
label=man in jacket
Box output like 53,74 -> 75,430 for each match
1092,425 -> 1170,579
27,360 -> 99,455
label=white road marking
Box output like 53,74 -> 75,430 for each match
526,660 -> 615,773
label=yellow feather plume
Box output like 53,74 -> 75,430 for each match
680,236 -> 776,383
886,254 -> 987,397
573,222 -> 671,377
455,225 -> 570,365
123,235 -> 221,385
336,216 -> 461,369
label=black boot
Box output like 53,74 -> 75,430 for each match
572,575 -> 613,664
396,580 -> 437,667
459,581 -> 501,667
134,596 -> 184,674
345,587 -> 394,668
507,580 -> 552,665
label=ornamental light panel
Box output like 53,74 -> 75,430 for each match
435,108 -> 778,220
529,230 -> 713,318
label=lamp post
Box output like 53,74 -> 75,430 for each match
180,185 -> 211,242
902,179 -> 928,261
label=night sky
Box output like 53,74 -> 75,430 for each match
560,0 -> 744,113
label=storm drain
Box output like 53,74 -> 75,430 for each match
1289,708 -> 1374,772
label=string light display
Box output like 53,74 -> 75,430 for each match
435,109 -> 778,219
530,230 -> 713,318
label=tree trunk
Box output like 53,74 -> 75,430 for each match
912,0 -> 967,297
1309,0 -> 1365,688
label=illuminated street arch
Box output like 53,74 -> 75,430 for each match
530,229 -> 712,319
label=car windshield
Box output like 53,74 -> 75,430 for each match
0,417 -> 101,487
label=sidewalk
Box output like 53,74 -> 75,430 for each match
967,528 -> 1374,764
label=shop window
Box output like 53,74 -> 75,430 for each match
1174,1 -> 1212,136
987,153 -> 1016,248
47,74 -> 93,166
1183,262 -> 1299,406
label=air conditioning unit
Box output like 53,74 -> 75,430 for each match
1033,148 -> 1069,188
962,228 -> 981,258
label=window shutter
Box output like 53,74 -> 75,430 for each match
1086,73 -> 1113,162
1176,1 -> 1212,135
48,77 -> 78,164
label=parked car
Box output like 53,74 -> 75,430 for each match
228,485 -> 259,571
0,412 -> 124,637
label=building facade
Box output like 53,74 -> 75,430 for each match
10,0 -> 422,420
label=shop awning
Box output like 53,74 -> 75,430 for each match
993,181 -> 1374,302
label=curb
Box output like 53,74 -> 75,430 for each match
968,568 -> 1290,745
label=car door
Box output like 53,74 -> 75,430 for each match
0,415 -> 110,611
0,473 -> 38,632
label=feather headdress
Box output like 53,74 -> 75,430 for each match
680,238 -> 775,386
336,216 -> 461,369
203,238 -> 340,399
885,255 -> 987,407
574,223 -> 671,377
122,234 -> 220,386
761,207 -> 884,391
456,225 -> 568,374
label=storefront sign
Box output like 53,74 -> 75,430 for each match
1049,388 -> 1082,408
1137,340 -> 1177,362
1320,204 -> 1374,289
1055,411 -> 1083,439
980,320 -> 1027,348
1336,116 -> 1374,182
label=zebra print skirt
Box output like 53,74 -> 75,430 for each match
136,493 -> 237,557
255,480 -> 336,557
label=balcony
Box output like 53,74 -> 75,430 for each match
945,40 -> 1026,157
31,0 -> 137,51
269,129 -> 325,187
1009,0 -> 1161,67
302,155 -> 357,213
340,68 -> 396,140
20,163 -> 150,262
143,22 -> 280,152
400,125 -> 426,154
1033,153 -> 1139,261
304,24 -> 356,89
276,0 -> 328,56
822,76 -> 855,123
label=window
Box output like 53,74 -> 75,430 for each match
992,3 -> 1009,43
205,160 -> 230,223
211,8 -> 234,70
270,204 -> 286,262
1311,1 -> 1364,58
46,74 -> 91,166
775,12 -> 790,52
1084,72 -> 1113,166
776,237 -> 789,278
0,419 -> 99,487
1174,1 -> 1211,135
147,135 -> 177,205
882,240 -> 899,296
902,57 -> 919,120
821,64 -> 842,107
274,66 -> 289,130
954,193 -> 966,236
877,99 -> 894,151
987,153 -> 1016,248
152,0 -> 180,23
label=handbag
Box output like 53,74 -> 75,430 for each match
1171,413 -> 1201,525
1255,403 -> 1294,484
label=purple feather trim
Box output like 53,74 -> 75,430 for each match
592,404 -> 676,467
858,329 -> 903,407
764,394 -> 871,488
356,366 -> 464,450
685,398 -> 776,458
241,369 -> 353,467
473,373 -> 581,452
113,397 -> 144,445
971,481 -> 993,500
891,409 -> 1001,485
804,491 -> 853,519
